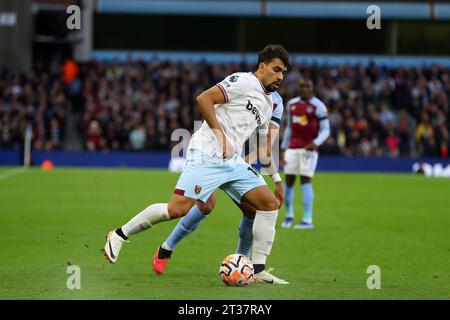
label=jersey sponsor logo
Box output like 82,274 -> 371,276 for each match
293,115 -> 309,126
229,75 -> 239,82
245,100 -> 262,126
194,185 -> 202,195
222,81 -> 230,87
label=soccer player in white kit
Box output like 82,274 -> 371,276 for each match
150,91 -> 285,279
104,45 -> 290,284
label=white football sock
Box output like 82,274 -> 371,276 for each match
121,203 -> 169,237
252,210 -> 278,265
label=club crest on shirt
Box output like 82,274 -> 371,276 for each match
229,75 -> 239,82
194,185 -> 202,195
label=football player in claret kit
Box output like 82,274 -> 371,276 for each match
104,45 -> 290,284
280,79 -> 330,229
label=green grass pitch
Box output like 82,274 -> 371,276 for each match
0,167 -> 449,299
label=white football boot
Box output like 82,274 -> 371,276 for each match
254,268 -> 289,285
104,230 -> 127,263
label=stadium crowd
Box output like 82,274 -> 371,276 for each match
0,59 -> 68,151
1,57 -> 449,158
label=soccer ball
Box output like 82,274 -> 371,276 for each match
219,254 -> 254,286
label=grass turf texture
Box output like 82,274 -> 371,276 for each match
0,167 -> 449,299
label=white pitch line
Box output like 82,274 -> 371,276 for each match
0,168 -> 26,181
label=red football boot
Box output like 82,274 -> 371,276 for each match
152,246 -> 170,275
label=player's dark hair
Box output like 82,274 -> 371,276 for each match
256,44 -> 290,70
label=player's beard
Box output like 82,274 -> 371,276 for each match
267,82 -> 281,92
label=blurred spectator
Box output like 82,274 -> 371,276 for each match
130,125 -> 146,150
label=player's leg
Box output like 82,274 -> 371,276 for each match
241,186 -> 288,284
164,194 -> 215,251
282,174 -> 296,228
234,199 -> 256,257
105,149 -> 223,263
224,159 -> 288,284
294,150 -> 318,230
152,193 -> 216,274
282,148 -> 300,228
293,175 -> 314,229
104,193 -> 195,263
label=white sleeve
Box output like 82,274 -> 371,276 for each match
313,100 -> 330,146
313,118 -> 330,147
315,100 -> 329,120
216,73 -> 249,102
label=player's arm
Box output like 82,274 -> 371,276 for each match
305,104 -> 330,151
196,85 -> 233,158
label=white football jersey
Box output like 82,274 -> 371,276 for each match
188,72 -> 273,158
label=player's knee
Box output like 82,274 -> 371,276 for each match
285,175 -> 296,186
241,203 -> 256,219
197,201 -> 214,215
301,176 -> 312,184
167,203 -> 188,219
259,196 -> 279,212
242,209 -> 256,219
197,193 -> 216,215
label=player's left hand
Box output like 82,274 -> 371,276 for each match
274,182 -> 284,209
305,143 -> 317,151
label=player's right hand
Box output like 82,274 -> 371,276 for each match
219,135 -> 234,159
217,132 -> 234,159
212,128 -> 234,159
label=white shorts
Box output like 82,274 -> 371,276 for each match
283,148 -> 318,177
175,149 -> 267,204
